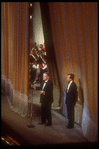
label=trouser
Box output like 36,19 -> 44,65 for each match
31,68 -> 37,83
41,102 -> 52,124
67,104 -> 74,127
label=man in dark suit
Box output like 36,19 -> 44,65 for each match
65,73 -> 78,129
39,72 -> 53,126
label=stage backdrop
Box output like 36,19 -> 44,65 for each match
49,2 -> 98,142
1,2 -> 29,117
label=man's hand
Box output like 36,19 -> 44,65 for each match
40,91 -> 45,95
31,84 -> 36,89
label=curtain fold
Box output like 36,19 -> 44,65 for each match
40,2 -> 61,107
49,2 -> 98,141
1,2 -> 29,117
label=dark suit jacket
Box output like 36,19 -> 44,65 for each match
65,81 -> 78,106
40,79 -> 53,104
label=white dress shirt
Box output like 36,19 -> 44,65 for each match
42,80 -> 48,90
67,81 -> 73,93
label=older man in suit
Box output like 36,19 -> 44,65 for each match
39,72 -> 53,126
65,73 -> 78,129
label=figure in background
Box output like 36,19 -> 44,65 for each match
31,47 -> 39,83
31,42 -> 38,52
29,50 -> 34,84
29,42 -> 48,85
39,44 -> 46,55
65,73 -> 78,129
29,42 -> 38,69
32,47 -> 39,63
39,49 -> 48,86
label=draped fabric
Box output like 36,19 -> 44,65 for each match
1,2 -> 29,117
49,2 -> 98,141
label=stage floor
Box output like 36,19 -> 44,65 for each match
1,93 -> 88,146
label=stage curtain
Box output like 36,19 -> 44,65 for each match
49,2 -> 98,141
1,2 -> 29,117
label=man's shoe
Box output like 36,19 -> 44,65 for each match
66,125 -> 74,129
38,122 -> 46,125
45,123 -> 52,126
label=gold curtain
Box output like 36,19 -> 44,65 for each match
1,2 -> 29,117
49,2 -> 98,141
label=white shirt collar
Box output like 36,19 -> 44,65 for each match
45,79 -> 49,83
67,81 -> 73,91
69,80 -> 73,85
